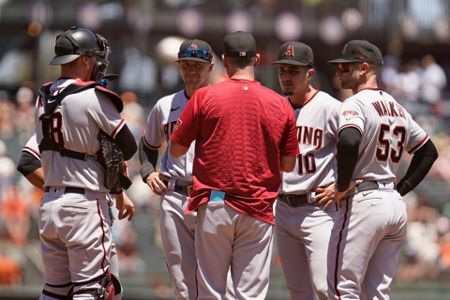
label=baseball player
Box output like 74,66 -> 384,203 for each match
170,31 -> 299,300
17,134 -> 134,300
272,41 -> 340,300
34,26 -> 137,299
327,40 -> 438,299
140,39 -> 237,300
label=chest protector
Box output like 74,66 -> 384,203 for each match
38,81 -> 123,159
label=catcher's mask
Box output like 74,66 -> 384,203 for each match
50,26 -> 111,81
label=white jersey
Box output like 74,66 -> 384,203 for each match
143,90 -> 194,182
282,91 -> 341,194
338,88 -> 429,181
35,79 -> 125,192
23,134 -> 41,161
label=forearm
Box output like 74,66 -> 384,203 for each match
25,169 -> 45,190
336,127 -> 361,191
138,138 -> 159,181
397,139 -> 438,196
170,141 -> 189,158
280,156 -> 296,172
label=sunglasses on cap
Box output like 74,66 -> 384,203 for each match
178,48 -> 212,61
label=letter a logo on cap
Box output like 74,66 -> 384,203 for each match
342,43 -> 348,55
285,44 -> 295,57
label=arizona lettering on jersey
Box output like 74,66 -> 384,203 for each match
297,126 -> 323,149
143,90 -> 194,181
282,91 -> 341,194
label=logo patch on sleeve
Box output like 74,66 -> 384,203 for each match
342,110 -> 359,120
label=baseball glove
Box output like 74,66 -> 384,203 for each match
96,131 -> 124,191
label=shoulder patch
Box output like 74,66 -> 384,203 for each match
94,85 -> 123,113
342,110 -> 359,120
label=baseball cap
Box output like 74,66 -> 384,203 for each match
272,41 -> 314,67
328,40 -> 383,66
177,39 -> 213,63
223,31 -> 256,58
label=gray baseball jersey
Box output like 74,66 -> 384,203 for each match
338,88 -> 428,180
35,79 -> 125,193
23,133 -> 41,161
276,91 -> 340,300
328,88 -> 428,299
282,91 -> 340,193
143,91 -> 194,181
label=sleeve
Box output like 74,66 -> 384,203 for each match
280,103 -> 300,157
17,152 -> 41,176
397,139 -> 438,196
143,102 -> 165,149
336,127 -> 361,191
405,114 -> 429,154
338,98 -> 365,134
139,138 -> 159,181
22,134 -> 41,160
17,134 -> 42,176
326,102 -> 341,140
88,91 -> 125,138
170,90 -> 201,147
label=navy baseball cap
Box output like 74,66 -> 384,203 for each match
177,39 -> 213,63
223,31 -> 256,58
328,40 -> 383,66
273,41 -> 314,67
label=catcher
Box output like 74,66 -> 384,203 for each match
33,26 -> 137,300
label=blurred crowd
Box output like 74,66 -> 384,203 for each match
0,53 -> 449,292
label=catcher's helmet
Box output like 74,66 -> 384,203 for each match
49,26 -> 110,66
50,26 -> 111,81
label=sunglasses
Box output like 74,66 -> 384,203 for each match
178,48 -> 212,61
336,62 -> 362,73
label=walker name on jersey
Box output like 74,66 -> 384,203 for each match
372,100 -> 406,119
297,126 -> 323,149
163,121 -> 177,141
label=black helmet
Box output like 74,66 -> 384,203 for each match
50,26 -> 111,81
49,26 -> 110,66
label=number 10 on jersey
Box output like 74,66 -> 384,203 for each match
297,153 -> 316,175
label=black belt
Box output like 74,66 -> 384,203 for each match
44,187 -> 85,195
172,180 -> 193,196
279,194 -> 310,207
355,181 -> 379,193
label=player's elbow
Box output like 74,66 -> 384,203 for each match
115,126 -> 138,160
280,156 -> 296,172
170,142 -> 188,158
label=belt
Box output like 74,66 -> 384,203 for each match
354,180 -> 396,193
279,194 -> 310,207
174,183 -> 193,195
44,187 -> 85,195
166,178 -> 192,196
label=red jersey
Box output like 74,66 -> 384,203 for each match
171,79 -> 299,224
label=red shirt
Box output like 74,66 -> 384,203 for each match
171,79 -> 299,224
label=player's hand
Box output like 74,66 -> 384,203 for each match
114,192 -> 135,221
315,183 -> 336,209
146,172 -> 168,195
334,180 -> 363,207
